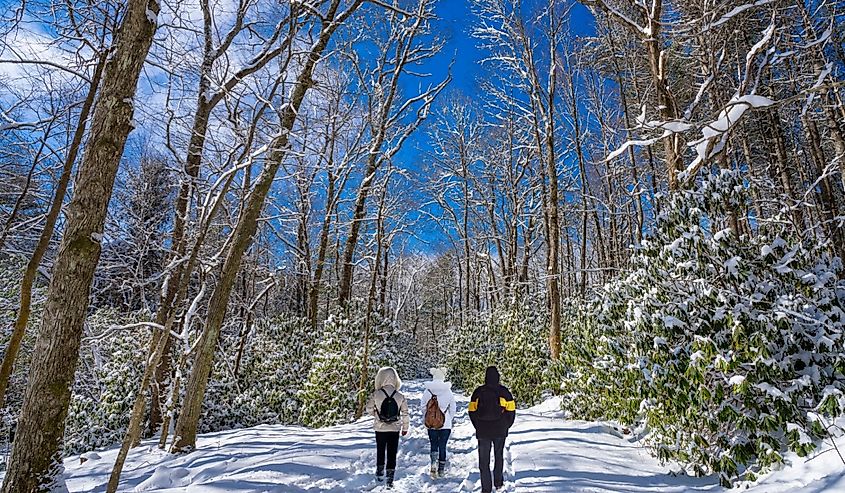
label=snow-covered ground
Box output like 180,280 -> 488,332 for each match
60,380 -> 845,492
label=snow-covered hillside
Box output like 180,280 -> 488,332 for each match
62,381 -> 844,492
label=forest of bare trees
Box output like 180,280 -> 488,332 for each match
0,0 -> 843,490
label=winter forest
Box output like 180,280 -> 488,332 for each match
0,0 -> 844,491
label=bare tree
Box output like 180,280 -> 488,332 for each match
337,0 -> 450,305
0,0 -> 116,407
1,0 -> 159,489
169,0 -> 367,453
472,0 -> 568,358
146,0 -> 301,436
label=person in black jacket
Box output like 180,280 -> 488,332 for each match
468,366 -> 516,493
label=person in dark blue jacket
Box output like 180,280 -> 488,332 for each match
468,366 -> 516,493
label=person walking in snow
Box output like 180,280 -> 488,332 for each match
421,367 -> 456,478
367,366 -> 410,488
468,366 -> 516,493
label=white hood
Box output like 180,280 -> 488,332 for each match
424,380 -> 453,394
374,367 -> 402,390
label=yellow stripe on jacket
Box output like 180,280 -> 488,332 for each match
468,399 -> 479,412
499,397 -> 516,412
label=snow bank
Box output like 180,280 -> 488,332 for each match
53,381 -> 844,492
736,423 -> 845,492
134,466 -> 190,491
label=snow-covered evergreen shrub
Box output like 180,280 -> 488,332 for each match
0,257 -> 40,468
374,317 -> 427,381
1,299 -> 150,457
448,301 -> 551,405
560,296 -> 639,423
0,257 -> 44,417
200,315 -> 317,432
298,302 -> 424,428
65,309 -> 150,455
561,171 -> 845,485
447,312 -> 502,392
549,299 -> 594,399
499,301 -> 549,406
299,305 -> 368,428
357,310 -> 411,414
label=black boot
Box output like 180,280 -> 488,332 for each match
386,469 -> 395,488
376,466 -> 384,482
438,460 -> 446,477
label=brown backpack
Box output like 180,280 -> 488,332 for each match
424,393 -> 446,429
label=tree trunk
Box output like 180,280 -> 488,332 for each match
355,186 -> 386,419
338,152 -> 382,305
1,0 -> 158,490
566,73 -> 591,297
337,5 -> 441,305
460,147 -> 474,315
739,131 -> 766,224
823,98 -> 845,193
157,318 -> 185,449
309,173 -> 336,330
107,326 -> 169,492
642,1 -> 682,190
170,0 -> 361,452
766,109 -> 805,232
147,97 -> 213,436
609,32 -> 644,245
544,51 -> 562,360
802,116 -> 845,259
147,0 -> 295,432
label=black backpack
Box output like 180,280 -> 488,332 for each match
475,385 -> 504,421
378,389 -> 400,423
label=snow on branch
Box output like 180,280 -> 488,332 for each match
681,94 -> 775,181
365,0 -> 418,18
745,20 -> 775,69
705,0 -> 775,31
801,22 -> 833,50
803,62 -> 833,115
605,136 -> 661,162
82,321 -> 181,344
605,104 -> 692,163
0,58 -> 92,83
0,111 -> 77,132
581,0 -> 650,38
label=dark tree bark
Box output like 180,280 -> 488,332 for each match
0,0 -> 159,490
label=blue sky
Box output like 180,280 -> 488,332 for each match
427,0 -> 596,94
0,0 -> 599,255
393,0 -> 598,251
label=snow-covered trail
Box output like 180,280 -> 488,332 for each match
61,380 -> 844,492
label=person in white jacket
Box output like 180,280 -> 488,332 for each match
366,367 -> 409,488
420,367 -> 456,478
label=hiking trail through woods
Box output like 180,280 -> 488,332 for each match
58,381 -> 845,492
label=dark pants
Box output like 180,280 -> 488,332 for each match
375,431 -> 400,470
428,428 -> 451,462
478,437 -> 505,492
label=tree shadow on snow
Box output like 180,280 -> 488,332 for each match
514,469 -> 716,492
